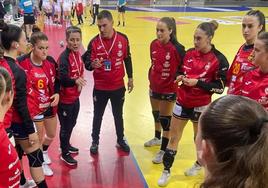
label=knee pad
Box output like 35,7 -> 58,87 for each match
152,111 -> 160,123
27,149 -> 44,168
163,149 -> 177,170
159,116 -> 171,131
15,144 -> 24,160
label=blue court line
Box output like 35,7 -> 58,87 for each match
130,150 -> 149,188
101,6 -> 251,12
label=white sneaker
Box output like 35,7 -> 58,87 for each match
19,179 -> 36,188
158,170 -> 170,187
152,150 -> 165,164
184,162 -> 202,176
42,164 -> 53,176
144,137 -> 161,147
43,151 -> 51,165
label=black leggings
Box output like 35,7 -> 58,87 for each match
77,14 -> 83,24
91,87 -> 125,144
92,4 -> 99,24
58,99 -> 80,154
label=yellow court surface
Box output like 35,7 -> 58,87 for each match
75,6 -> 268,188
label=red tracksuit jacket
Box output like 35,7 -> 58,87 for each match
82,30 -> 133,91
58,48 -> 84,104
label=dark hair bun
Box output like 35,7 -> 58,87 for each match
2,23 -> 9,32
32,25 -> 41,33
210,20 -> 219,31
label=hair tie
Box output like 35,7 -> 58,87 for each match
249,118 -> 268,140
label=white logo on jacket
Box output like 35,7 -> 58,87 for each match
118,41 -> 122,49
165,52 -> 170,60
117,50 -> 123,57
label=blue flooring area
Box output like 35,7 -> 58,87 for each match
101,6 -> 251,12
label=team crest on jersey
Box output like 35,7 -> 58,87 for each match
163,61 -> 170,68
248,52 -> 254,61
265,87 -> 268,95
205,62 -> 211,71
187,58 -> 193,63
117,50 -> 123,57
165,52 -> 170,60
118,41 -> 122,49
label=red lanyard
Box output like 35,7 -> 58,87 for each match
72,52 -> 81,76
99,32 -> 118,59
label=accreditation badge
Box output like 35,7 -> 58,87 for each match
104,60 -> 112,71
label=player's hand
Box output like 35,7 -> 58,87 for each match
182,77 -> 198,87
28,132 -> 39,146
127,78 -> 134,93
75,77 -> 87,87
174,75 -> 185,83
91,58 -> 103,69
50,93 -> 60,107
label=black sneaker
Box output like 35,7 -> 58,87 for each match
60,153 -> 77,165
90,143 -> 98,154
69,145 -> 79,154
116,140 -> 130,153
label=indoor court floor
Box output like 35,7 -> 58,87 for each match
33,5 -> 268,188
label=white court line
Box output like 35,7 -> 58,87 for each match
191,6 -> 238,12
128,7 -> 167,12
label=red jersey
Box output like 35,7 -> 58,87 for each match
58,48 -> 84,104
0,59 -> 15,129
227,44 -> 254,94
149,39 -> 185,94
0,125 -> 21,188
75,3 -> 83,15
18,54 -> 58,117
2,56 -> 35,135
177,46 -> 229,108
233,68 -> 268,110
82,30 -> 133,91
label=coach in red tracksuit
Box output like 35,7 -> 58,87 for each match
158,21 -> 229,187
227,10 -> 265,94
58,26 -> 86,165
82,10 -> 133,154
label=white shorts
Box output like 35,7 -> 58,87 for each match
33,114 -> 45,121
54,5 -> 61,12
63,3 -> 71,12
42,2 -> 52,12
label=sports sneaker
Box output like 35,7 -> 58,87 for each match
152,150 -> 165,164
116,140 -> 130,153
144,137 -> 161,147
42,164 -> 53,176
69,145 -> 79,154
19,179 -> 36,188
158,170 -> 170,187
60,153 -> 77,165
184,162 -> 202,176
90,143 -> 99,154
43,150 -> 51,165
